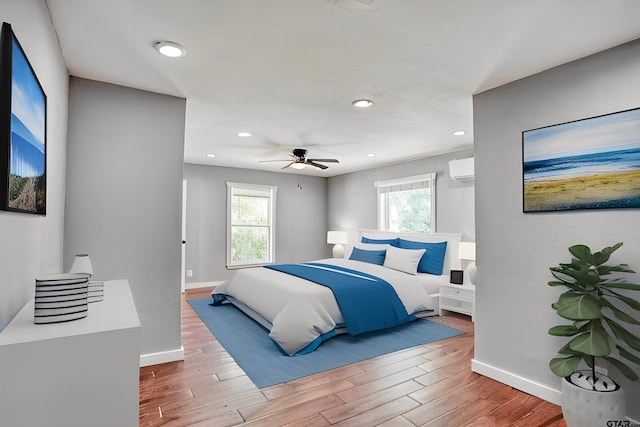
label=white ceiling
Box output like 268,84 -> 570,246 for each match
46,0 -> 640,177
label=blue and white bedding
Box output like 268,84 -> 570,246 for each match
265,262 -> 416,335
212,258 -> 441,355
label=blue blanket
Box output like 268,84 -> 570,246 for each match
265,262 -> 415,336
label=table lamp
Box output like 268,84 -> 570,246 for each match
458,242 -> 476,285
69,254 -> 93,277
327,231 -> 348,258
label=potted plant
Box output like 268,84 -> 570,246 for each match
548,242 -> 640,427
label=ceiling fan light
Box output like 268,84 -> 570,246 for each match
155,41 -> 187,58
352,99 -> 373,108
291,163 -> 306,170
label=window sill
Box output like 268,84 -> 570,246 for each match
226,262 -> 273,270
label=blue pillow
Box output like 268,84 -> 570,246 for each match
349,247 -> 387,265
361,236 -> 400,245
396,239 -> 447,275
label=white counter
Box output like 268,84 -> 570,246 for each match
0,279 -> 141,427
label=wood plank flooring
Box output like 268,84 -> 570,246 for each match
139,288 -> 566,426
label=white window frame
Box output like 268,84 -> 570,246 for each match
374,172 -> 436,233
226,182 -> 277,269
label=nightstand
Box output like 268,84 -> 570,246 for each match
439,283 -> 475,320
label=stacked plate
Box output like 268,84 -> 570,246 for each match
88,281 -> 104,303
34,273 -> 91,324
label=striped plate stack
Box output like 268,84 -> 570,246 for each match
88,281 -> 104,303
34,273 -> 92,324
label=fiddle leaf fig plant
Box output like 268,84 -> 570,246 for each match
548,242 -> 640,388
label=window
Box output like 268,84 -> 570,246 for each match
375,173 -> 436,233
226,182 -> 277,268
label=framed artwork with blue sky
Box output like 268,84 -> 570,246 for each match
523,107 -> 640,212
0,22 -> 47,215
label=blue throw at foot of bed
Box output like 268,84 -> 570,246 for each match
265,262 -> 415,335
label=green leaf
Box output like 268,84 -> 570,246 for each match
601,299 -> 640,325
592,242 -> 624,266
604,316 -> 640,352
569,244 -> 594,263
554,293 -> 602,320
548,280 -> 567,287
602,289 -> 640,311
598,264 -> 635,275
550,268 -> 577,284
549,242 -> 640,380
599,281 -> 640,292
603,356 -> 639,381
550,356 -> 581,377
575,320 -> 591,329
551,266 -> 600,286
557,343 -> 581,356
617,345 -> 640,366
548,325 -> 579,336
583,354 -> 595,368
568,324 -> 611,356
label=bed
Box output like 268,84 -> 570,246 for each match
212,229 -> 462,356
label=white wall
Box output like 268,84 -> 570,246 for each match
65,78 -> 186,359
0,0 -> 69,331
327,148 -> 475,244
183,164 -> 328,283
473,39 -> 640,419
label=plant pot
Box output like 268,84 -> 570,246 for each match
561,371 -> 626,427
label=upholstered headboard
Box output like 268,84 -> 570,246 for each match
354,229 -> 462,273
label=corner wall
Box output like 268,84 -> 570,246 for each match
472,39 -> 640,419
65,78 -> 185,360
0,0 -> 69,331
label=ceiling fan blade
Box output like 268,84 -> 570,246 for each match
307,161 -> 329,170
260,149 -> 338,171
281,162 -> 295,169
308,158 -> 339,163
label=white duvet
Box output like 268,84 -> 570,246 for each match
212,258 -> 439,355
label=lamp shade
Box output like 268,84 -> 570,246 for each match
327,231 -> 348,244
458,242 -> 476,261
69,254 -> 93,277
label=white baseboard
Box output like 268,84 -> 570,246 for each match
471,358 -> 562,405
140,346 -> 185,367
185,280 -> 226,290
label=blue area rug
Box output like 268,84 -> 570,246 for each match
188,298 -> 464,389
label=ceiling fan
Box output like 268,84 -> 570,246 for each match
259,148 -> 339,170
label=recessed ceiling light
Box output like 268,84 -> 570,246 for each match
205,153 -> 216,158
237,132 -> 252,137
452,130 -> 466,136
352,99 -> 373,108
366,153 -> 376,157
154,41 -> 187,58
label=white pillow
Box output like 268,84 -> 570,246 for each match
383,246 -> 426,275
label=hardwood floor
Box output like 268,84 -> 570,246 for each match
139,288 -> 566,426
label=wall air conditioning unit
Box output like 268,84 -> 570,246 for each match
449,157 -> 474,181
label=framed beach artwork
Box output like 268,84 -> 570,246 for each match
523,107 -> 640,213
0,22 -> 47,215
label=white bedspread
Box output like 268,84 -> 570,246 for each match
213,258 -> 439,355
